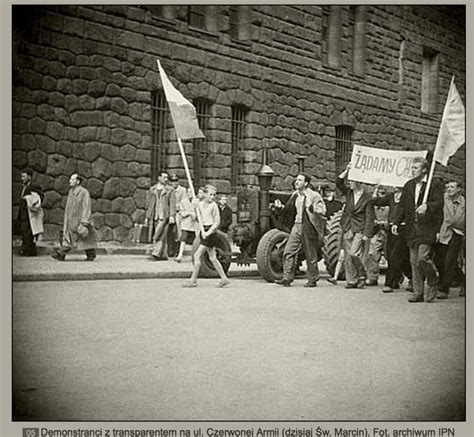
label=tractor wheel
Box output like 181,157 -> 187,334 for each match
192,230 -> 232,278
256,228 -> 289,282
322,209 -> 345,280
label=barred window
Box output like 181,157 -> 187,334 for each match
421,47 -> 439,114
231,105 -> 247,191
335,125 -> 354,177
151,89 -> 170,182
192,98 -> 212,188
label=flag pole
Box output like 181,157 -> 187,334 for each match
176,137 -> 205,235
422,75 -> 455,204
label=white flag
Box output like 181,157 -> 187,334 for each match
157,60 -> 204,140
434,78 -> 465,166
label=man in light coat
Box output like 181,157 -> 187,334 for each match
51,174 -> 97,261
434,180 -> 465,299
275,174 -> 327,287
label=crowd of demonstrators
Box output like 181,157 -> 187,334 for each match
51,173 -> 97,261
372,185 -> 413,293
183,184 -> 230,288
14,168 -> 44,257
275,174 -> 327,288
434,180 -> 465,299
336,164 -> 375,289
392,157 -> 445,303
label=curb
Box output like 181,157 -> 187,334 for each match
12,269 -> 262,283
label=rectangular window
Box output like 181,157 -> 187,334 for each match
188,5 -> 206,29
192,98 -> 211,188
351,6 -> 367,76
229,6 -> 251,41
151,89 -> 169,182
335,125 -> 354,177
421,47 -> 439,114
146,5 -> 175,20
327,5 -> 342,69
231,105 -> 247,191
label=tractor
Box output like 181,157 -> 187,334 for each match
196,150 -> 344,281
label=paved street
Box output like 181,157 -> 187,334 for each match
12,277 -> 465,421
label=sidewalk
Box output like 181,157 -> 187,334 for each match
12,242 -> 261,282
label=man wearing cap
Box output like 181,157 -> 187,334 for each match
51,174 -> 97,261
336,164 -> 375,289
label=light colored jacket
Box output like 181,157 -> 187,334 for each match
63,185 -> 96,249
438,194 -> 465,244
24,192 -> 44,236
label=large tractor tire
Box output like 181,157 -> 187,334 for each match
322,209 -> 345,280
256,228 -> 289,282
192,230 -> 232,278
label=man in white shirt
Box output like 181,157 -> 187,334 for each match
392,157 -> 444,303
275,174 -> 327,287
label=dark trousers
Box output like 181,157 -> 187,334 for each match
385,229 -> 412,287
434,233 -> 464,294
282,223 -> 320,283
20,219 -> 36,256
409,243 -> 439,299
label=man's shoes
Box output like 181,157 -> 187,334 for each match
356,278 -> 366,289
436,291 -> 449,300
275,278 -> 292,287
50,250 -> 65,261
326,278 -> 337,285
85,254 -> 96,261
382,286 -> 393,293
303,281 -> 317,288
345,283 -> 358,289
425,286 -> 438,303
365,279 -> 378,286
217,279 -> 230,288
408,295 -> 424,303
406,281 -> 414,293
182,281 -> 197,288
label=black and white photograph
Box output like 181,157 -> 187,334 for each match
6,1 -> 471,432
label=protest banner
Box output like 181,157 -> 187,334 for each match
348,145 -> 428,187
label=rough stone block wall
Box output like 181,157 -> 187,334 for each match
12,5 -> 465,243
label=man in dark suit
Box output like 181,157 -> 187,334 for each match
336,164 -> 375,289
275,174 -> 327,287
15,168 -> 44,256
392,157 -> 444,303
218,195 -> 233,234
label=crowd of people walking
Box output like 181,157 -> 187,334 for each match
14,155 -> 465,300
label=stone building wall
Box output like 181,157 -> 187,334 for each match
12,5 -> 465,243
